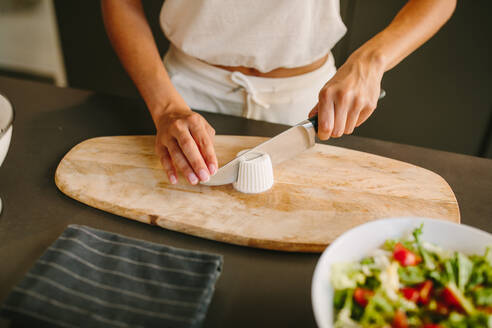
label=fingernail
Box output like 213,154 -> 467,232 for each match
169,174 -> 177,185
198,169 -> 210,182
188,172 -> 199,185
208,163 -> 217,175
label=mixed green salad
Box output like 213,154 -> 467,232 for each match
331,225 -> 492,328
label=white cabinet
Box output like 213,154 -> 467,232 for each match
0,0 -> 66,85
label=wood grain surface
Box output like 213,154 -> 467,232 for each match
55,135 -> 460,252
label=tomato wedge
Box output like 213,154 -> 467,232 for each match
401,287 -> 420,302
393,243 -> 422,266
353,287 -> 374,307
400,280 -> 433,304
392,310 -> 408,328
418,280 -> 433,305
442,287 -> 461,308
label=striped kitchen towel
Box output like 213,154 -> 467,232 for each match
0,225 -> 223,328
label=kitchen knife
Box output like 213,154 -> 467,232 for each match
201,117 -> 318,186
201,89 -> 386,186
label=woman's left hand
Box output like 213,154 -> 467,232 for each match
309,53 -> 385,140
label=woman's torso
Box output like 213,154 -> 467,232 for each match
160,0 -> 346,77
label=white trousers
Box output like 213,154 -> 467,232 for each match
163,45 -> 337,125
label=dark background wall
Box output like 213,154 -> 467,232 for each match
54,0 -> 492,158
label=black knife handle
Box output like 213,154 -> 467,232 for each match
308,115 -> 318,133
307,89 -> 386,134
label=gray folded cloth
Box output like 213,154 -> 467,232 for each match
1,225 -> 223,328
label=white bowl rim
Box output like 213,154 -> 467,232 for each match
311,217 -> 492,328
0,92 -> 14,138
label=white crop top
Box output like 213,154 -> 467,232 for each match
160,0 -> 347,73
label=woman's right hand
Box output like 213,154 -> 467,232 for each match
102,1 -> 217,185
154,106 -> 217,185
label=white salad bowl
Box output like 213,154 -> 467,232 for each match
311,217 -> 492,328
0,93 -> 14,214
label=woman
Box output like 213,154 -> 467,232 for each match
101,0 -> 456,185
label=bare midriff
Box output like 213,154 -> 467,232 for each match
209,53 -> 329,78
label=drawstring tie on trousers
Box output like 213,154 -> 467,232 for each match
230,72 -> 270,115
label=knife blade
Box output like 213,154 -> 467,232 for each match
201,89 -> 386,186
201,117 -> 318,186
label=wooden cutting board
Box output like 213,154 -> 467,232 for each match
55,135 -> 460,252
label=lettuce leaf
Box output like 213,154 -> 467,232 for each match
472,287 -> 492,306
398,265 -> 427,285
334,289 -> 362,328
456,252 -> 473,292
413,224 -> 436,271
446,282 -> 476,315
360,290 -> 394,326
331,262 -> 366,290
442,311 -> 492,328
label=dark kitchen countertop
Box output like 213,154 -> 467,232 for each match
0,75 -> 491,327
